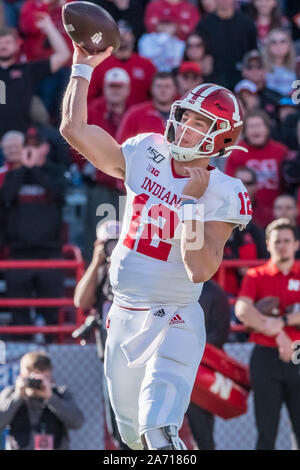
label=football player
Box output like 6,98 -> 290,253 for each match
60,45 -> 252,450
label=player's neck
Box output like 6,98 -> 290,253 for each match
0,57 -> 15,68
172,157 -> 211,176
216,7 -> 235,19
153,99 -> 173,113
107,101 -> 126,115
273,257 -> 295,275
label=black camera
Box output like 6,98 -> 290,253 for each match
103,238 -> 118,258
25,377 -> 43,390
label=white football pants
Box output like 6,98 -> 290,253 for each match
104,302 -> 206,450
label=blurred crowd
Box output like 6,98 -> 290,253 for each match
0,0 -> 299,340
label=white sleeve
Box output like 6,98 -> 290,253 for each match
121,133 -> 153,184
204,179 -> 252,230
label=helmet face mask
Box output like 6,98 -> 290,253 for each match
164,84 -> 245,162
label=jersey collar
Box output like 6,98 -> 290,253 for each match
266,259 -> 300,277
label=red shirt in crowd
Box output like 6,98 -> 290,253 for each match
19,0 -> 73,65
144,0 -> 200,40
238,259 -> 300,347
88,54 -> 157,107
116,101 -> 166,144
225,139 -> 288,228
88,97 -> 123,139
86,97 -> 125,192
215,230 -> 259,296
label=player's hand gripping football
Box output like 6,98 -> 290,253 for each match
72,42 -> 113,69
182,167 -> 210,200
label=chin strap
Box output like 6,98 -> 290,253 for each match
171,143 -> 248,161
211,144 -> 248,159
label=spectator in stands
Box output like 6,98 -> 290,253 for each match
186,280 -> 230,450
19,0 -> 73,123
285,0 -> 300,43
144,0 -> 200,41
225,109 -> 289,228
196,0 -> 257,90
273,194 -> 298,223
197,0 -> 217,15
241,49 -> 282,122
25,125 -> 70,172
235,218 -> 300,450
182,32 -> 214,81
88,68 -> 131,138
88,20 -> 156,107
0,130 -> 66,336
116,71 -> 177,143
176,62 -> 204,96
244,0 -> 289,47
234,79 -> 260,113
273,196 -> 300,259
282,116 -> 300,192
276,96 -> 299,141
95,0 -> 146,40
138,11 -> 185,72
2,0 -> 24,27
0,351 -> 84,449
0,25 -> 70,139
0,1 -> 4,27
279,108 -> 300,151
263,28 -> 297,97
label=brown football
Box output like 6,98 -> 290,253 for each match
255,296 -> 280,316
62,1 -> 120,54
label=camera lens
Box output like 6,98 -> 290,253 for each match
104,239 -> 117,257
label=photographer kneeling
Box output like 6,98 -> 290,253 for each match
73,220 -> 128,450
0,351 -> 84,450
74,221 -> 121,316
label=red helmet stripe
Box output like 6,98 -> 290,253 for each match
186,84 -> 226,107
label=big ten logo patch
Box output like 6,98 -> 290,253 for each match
146,164 -> 160,177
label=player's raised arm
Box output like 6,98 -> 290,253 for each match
60,44 -> 125,180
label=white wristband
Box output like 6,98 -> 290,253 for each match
71,64 -> 93,83
181,194 -> 197,203
181,203 -> 204,222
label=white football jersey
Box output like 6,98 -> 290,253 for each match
110,133 -> 252,308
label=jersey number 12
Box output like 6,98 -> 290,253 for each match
123,193 -> 180,261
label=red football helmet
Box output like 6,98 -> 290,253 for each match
165,83 -> 246,161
